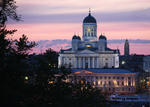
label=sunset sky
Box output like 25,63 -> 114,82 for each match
7,0 -> 150,41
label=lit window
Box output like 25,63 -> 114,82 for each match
86,45 -> 91,48
88,28 -> 91,32
48,81 -> 54,84
101,81 -> 103,85
81,80 -> 84,84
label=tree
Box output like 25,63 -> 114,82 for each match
72,81 -> 106,107
0,0 -> 21,72
0,0 -> 21,26
15,34 -> 36,57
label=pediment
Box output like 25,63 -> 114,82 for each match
74,70 -> 93,74
78,49 -> 96,54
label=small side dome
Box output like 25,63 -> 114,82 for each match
99,34 -> 107,40
77,36 -> 81,40
72,35 -> 78,40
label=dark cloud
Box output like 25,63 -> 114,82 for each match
8,8 -> 150,24
35,39 -> 150,48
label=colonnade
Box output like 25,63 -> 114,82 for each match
74,57 -> 99,68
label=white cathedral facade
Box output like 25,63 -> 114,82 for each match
58,11 -> 119,69
58,11 -> 137,94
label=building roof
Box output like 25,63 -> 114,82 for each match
83,12 -> 96,23
72,35 -> 81,40
72,69 -> 135,74
60,47 -> 119,54
60,48 -> 72,53
99,34 -> 107,40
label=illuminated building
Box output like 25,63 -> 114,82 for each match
68,69 -> 137,94
58,10 -> 119,69
143,55 -> 150,72
58,10 -> 137,94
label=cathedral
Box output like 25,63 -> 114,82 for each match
58,10 -> 137,94
58,10 -> 119,69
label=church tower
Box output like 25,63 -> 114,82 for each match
124,39 -> 130,56
82,9 -> 97,41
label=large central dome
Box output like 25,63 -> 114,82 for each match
83,12 -> 96,23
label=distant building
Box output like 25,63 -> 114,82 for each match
143,56 -> 150,72
68,69 -> 137,94
120,55 -> 144,72
58,10 -> 137,94
124,39 -> 130,56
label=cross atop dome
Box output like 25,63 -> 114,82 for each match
83,9 -> 96,23
89,8 -> 91,15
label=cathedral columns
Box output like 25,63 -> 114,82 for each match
83,57 -> 85,68
79,57 -> 81,68
96,57 -> 99,68
88,57 -> 90,68
74,56 -> 100,69
92,57 -> 95,68
75,57 -> 77,68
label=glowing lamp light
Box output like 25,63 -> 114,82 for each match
25,76 -> 29,80
122,61 -> 126,65
86,45 -> 91,48
48,81 -> 54,84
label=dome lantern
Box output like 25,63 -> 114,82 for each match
82,9 -> 97,41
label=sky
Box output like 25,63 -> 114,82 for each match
7,0 -> 150,41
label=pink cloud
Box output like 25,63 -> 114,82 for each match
7,22 -> 150,41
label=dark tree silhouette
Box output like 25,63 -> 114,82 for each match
0,0 -> 21,26
0,0 -> 107,107
15,34 -> 36,56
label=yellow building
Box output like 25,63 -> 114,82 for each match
68,69 -> 137,94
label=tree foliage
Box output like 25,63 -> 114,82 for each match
0,0 -> 107,107
0,0 -> 21,26
15,34 -> 36,56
